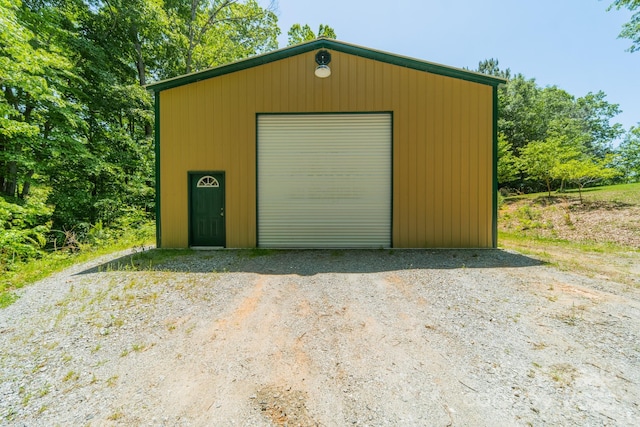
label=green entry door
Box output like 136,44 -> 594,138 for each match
189,172 -> 225,247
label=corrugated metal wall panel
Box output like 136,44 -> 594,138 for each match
258,114 -> 391,248
160,50 -> 494,248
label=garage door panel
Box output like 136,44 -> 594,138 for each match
258,114 -> 391,248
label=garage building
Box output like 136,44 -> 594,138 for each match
147,38 -> 505,249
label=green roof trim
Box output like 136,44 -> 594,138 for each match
146,38 -> 506,93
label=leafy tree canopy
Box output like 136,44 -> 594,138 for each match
617,125 -> 640,181
474,56 -> 626,192
162,0 -> 280,77
609,0 -> 640,52
519,137 -> 581,196
497,134 -> 519,185
287,23 -> 336,45
552,155 -> 620,202
473,58 -> 511,79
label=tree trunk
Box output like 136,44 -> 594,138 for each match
21,170 -> 34,199
0,148 -> 5,192
132,28 -> 146,87
577,185 -> 584,204
131,27 -> 152,137
89,177 -> 98,224
5,161 -> 18,197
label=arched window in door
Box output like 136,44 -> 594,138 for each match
196,176 -> 220,188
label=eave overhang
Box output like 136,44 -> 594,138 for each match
146,38 -> 507,93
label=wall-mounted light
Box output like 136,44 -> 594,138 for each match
314,49 -> 332,78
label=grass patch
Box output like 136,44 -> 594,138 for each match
100,248 -> 193,272
121,342 -> 152,357
242,248 -> 275,258
107,410 -> 125,421
503,182 -> 640,204
565,182 -> 640,205
500,232 -> 639,286
499,231 -> 636,254
549,363 -> 578,387
0,223 -> 155,308
499,183 -> 640,286
62,370 -> 79,382
0,292 -> 18,308
555,303 -> 587,326
106,375 -> 119,387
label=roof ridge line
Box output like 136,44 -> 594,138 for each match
146,39 -> 506,92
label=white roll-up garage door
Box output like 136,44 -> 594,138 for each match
257,113 -> 391,248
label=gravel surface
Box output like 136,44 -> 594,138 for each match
1,248 -> 639,426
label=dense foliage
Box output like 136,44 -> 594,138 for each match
0,0 -> 282,274
473,59 -> 637,194
287,23 -> 336,45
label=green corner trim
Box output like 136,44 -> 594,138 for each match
146,39 -> 506,93
492,86 -> 499,248
154,92 -> 161,248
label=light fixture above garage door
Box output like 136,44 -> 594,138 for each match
314,49 -> 331,78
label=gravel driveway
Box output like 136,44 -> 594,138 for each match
1,249 -> 639,426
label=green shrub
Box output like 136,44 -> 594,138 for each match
0,195 -> 53,270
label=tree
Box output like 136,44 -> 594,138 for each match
519,137 -> 580,196
473,58 -> 624,194
49,0 -> 158,227
287,23 -> 336,45
617,125 -> 640,181
162,0 -> 279,77
497,134 -> 519,185
476,59 -> 623,156
88,0 -> 169,87
496,74 -> 547,152
0,0 -> 288,266
575,91 -> 623,157
0,0 -> 80,199
609,0 -> 640,52
474,58 -> 511,79
552,156 -> 619,203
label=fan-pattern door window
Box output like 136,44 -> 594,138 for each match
197,176 -> 220,188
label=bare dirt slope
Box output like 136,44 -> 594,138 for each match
1,249 -> 639,426
500,196 -> 640,249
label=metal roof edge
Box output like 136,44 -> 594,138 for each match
146,38 -> 506,92
317,39 -> 507,87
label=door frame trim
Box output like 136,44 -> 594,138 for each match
188,171 -> 226,248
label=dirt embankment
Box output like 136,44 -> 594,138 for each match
500,196 -> 640,248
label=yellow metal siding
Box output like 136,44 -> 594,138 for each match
159,51 -> 493,248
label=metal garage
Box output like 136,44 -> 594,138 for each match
257,113 -> 391,248
148,38 -> 505,249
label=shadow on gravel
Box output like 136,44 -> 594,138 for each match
77,249 -> 545,276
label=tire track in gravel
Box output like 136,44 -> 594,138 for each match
152,274 -> 319,426
378,272 -> 502,426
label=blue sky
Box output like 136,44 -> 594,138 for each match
272,0 -> 639,136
